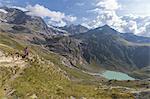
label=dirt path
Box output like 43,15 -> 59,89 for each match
0,50 -> 29,96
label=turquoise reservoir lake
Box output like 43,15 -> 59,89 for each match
101,70 -> 135,80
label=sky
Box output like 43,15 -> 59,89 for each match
0,0 -> 150,37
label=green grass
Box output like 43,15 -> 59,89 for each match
0,32 -> 138,98
60,66 -> 93,80
10,62 -> 134,98
10,61 -> 68,98
0,33 -> 24,50
0,45 -> 135,98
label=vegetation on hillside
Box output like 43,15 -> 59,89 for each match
0,33 -> 140,99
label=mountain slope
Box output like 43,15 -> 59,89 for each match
0,7 -> 69,40
47,25 -> 150,78
59,24 -> 89,35
0,7 -> 150,98
121,33 -> 150,43
0,32 -> 142,99
0,7 -> 72,48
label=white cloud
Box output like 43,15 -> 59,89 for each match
65,15 -> 77,22
82,0 -> 150,37
96,0 -> 121,10
26,4 -> 64,20
121,15 -> 150,36
26,4 -> 77,27
136,20 -> 150,37
143,23 -> 150,37
123,20 -> 138,33
83,0 -> 124,29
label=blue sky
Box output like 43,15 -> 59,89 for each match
0,0 -> 96,23
2,0 -> 150,16
0,0 -> 150,37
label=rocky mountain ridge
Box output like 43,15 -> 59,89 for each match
0,7 -> 150,98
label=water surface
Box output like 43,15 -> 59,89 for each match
101,70 -> 135,80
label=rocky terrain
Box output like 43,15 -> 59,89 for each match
47,25 -> 150,79
0,7 -> 150,99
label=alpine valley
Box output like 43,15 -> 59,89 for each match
0,7 -> 150,99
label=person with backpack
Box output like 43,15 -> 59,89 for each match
22,47 -> 29,58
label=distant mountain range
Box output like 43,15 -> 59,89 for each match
0,7 -> 150,79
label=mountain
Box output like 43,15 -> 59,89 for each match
1,31 -> 147,99
0,7 -> 69,44
47,25 -> 150,78
0,7 -> 150,98
59,24 -> 89,35
0,7 -> 69,35
0,7 -> 149,77
0,7 -> 48,33
121,33 -> 150,43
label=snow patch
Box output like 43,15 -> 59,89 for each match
48,25 -> 68,33
0,9 -> 8,14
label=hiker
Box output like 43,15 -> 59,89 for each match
22,47 -> 29,58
